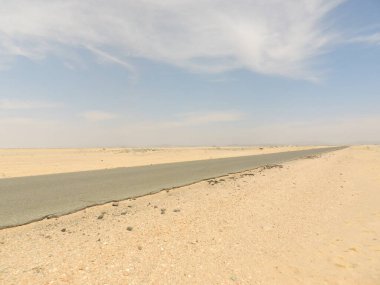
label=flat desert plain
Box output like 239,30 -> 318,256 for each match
0,146 -> 319,178
0,146 -> 379,284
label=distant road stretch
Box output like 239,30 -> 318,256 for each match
0,146 -> 346,229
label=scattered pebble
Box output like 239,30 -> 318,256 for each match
112,202 -> 119,207
61,228 -> 66,232
173,209 -> 181,213
262,164 -> 283,170
127,226 -> 133,231
120,211 -> 128,215
161,208 -> 166,214
208,180 -> 219,185
97,212 -> 106,220
138,246 -> 142,250
241,173 -> 255,177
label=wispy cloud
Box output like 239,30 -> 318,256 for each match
133,110 -> 245,129
246,115 -> 380,145
0,99 -> 59,110
350,33 -> 380,45
1,114 -> 379,148
86,46 -> 136,73
80,110 -> 118,122
0,0 -> 344,79
178,110 -> 245,125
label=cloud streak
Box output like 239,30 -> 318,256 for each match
177,111 -> 245,125
1,114 -> 379,148
350,33 -> 380,46
0,0 -> 344,79
0,99 -> 59,110
80,110 -> 118,122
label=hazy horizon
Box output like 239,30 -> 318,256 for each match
1,0 -> 379,147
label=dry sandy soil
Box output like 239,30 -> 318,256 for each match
0,146 -> 379,284
0,146 -> 320,178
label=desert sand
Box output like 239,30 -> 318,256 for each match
0,146 -> 320,179
0,146 -> 379,284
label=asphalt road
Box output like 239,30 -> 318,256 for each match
0,146 -> 345,229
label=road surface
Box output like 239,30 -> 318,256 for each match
0,146 -> 345,229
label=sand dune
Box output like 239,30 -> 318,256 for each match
0,146 -> 379,284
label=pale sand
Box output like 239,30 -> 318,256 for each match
0,146 -> 320,179
0,146 -> 379,284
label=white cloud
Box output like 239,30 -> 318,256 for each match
178,110 -> 245,125
0,99 -> 59,110
245,116 -> 380,145
86,46 -> 136,73
1,114 -> 379,147
350,33 -> 380,45
131,110 -> 245,129
0,0 -> 344,79
80,110 -> 118,122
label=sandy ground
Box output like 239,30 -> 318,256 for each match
0,146 -> 320,178
0,146 -> 379,284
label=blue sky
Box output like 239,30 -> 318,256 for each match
0,0 -> 379,147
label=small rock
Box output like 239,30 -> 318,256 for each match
173,209 -> 181,213
263,164 -> 283,170
97,213 -> 105,220
208,179 -> 218,185
120,211 -> 128,215
112,202 -> 119,207
138,246 -> 142,250
61,228 -> 66,232
161,208 -> 166,214
154,205 -> 158,209
127,226 -> 133,231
